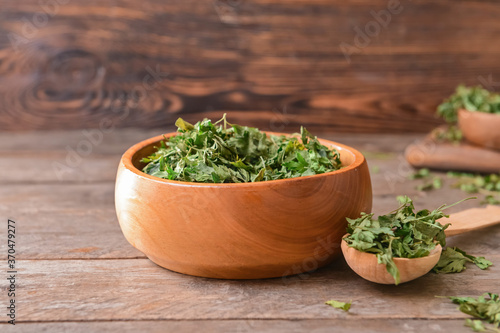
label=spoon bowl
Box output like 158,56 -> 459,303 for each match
341,238 -> 442,284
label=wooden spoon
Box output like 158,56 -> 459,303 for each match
341,205 -> 500,285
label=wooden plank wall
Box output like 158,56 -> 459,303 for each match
1,0 -> 499,133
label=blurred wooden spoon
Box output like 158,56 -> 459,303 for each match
341,205 -> 500,285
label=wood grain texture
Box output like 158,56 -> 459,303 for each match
2,256 -> 499,322
0,183 -> 145,259
2,0 -> 500,132
0,319 -> 479,333
443,205 -> 500,237
115,132 -> 372,279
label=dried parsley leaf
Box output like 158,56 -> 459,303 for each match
325,300 -> 352,312
408,169 -> 500,204
465,319 -> 486,332
443,293 -> 500,332
344,196 -> 471,285
474,257 -> 494,270
409,168 -> 431,179
433,247 -> 492,274
416,177 -> 443,192
409,168 -> 443,192
433,125 -> 463,144
482,195 -> 500,205
433,247 -> 469,273
141,115 -> 342,183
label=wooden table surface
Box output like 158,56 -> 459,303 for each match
1,129 -> 499,333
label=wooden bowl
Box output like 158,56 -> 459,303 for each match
341,237 -> 442,284
115,132 -> 372,279
458,109 -> 500,150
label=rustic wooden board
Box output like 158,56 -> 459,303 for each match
0,183 -> 145,259
2,1 -> 500,132
0,152 -> 120,184
0,129 -> 171,154
0,319 -> 475,333
2,257 -> 499,322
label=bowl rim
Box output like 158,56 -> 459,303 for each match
458,108 -> 500,119
120,131 -> 367,188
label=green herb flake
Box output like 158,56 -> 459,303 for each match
141,115 -> 342,183
482,195 -> 500,205
409,168 -> 443,192
409,168 -> 431,180
465,319 -> 486,332
433,125 -> 463,144
433,247 -> 493,274
440,293 -> 500,332
344,196 -> 471,285
325,299 -> 352,312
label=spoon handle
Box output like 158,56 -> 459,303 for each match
441,205 -> 500,237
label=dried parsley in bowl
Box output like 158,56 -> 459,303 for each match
435,85 -> 500,143
141,115 -> 342,183
437,85 -> 500,123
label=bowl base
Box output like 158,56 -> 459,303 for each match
146,253 -> 340,280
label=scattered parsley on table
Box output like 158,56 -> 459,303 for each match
440,293 -> 500,332
325,300 -> 352,312
433,247 -> 492,274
